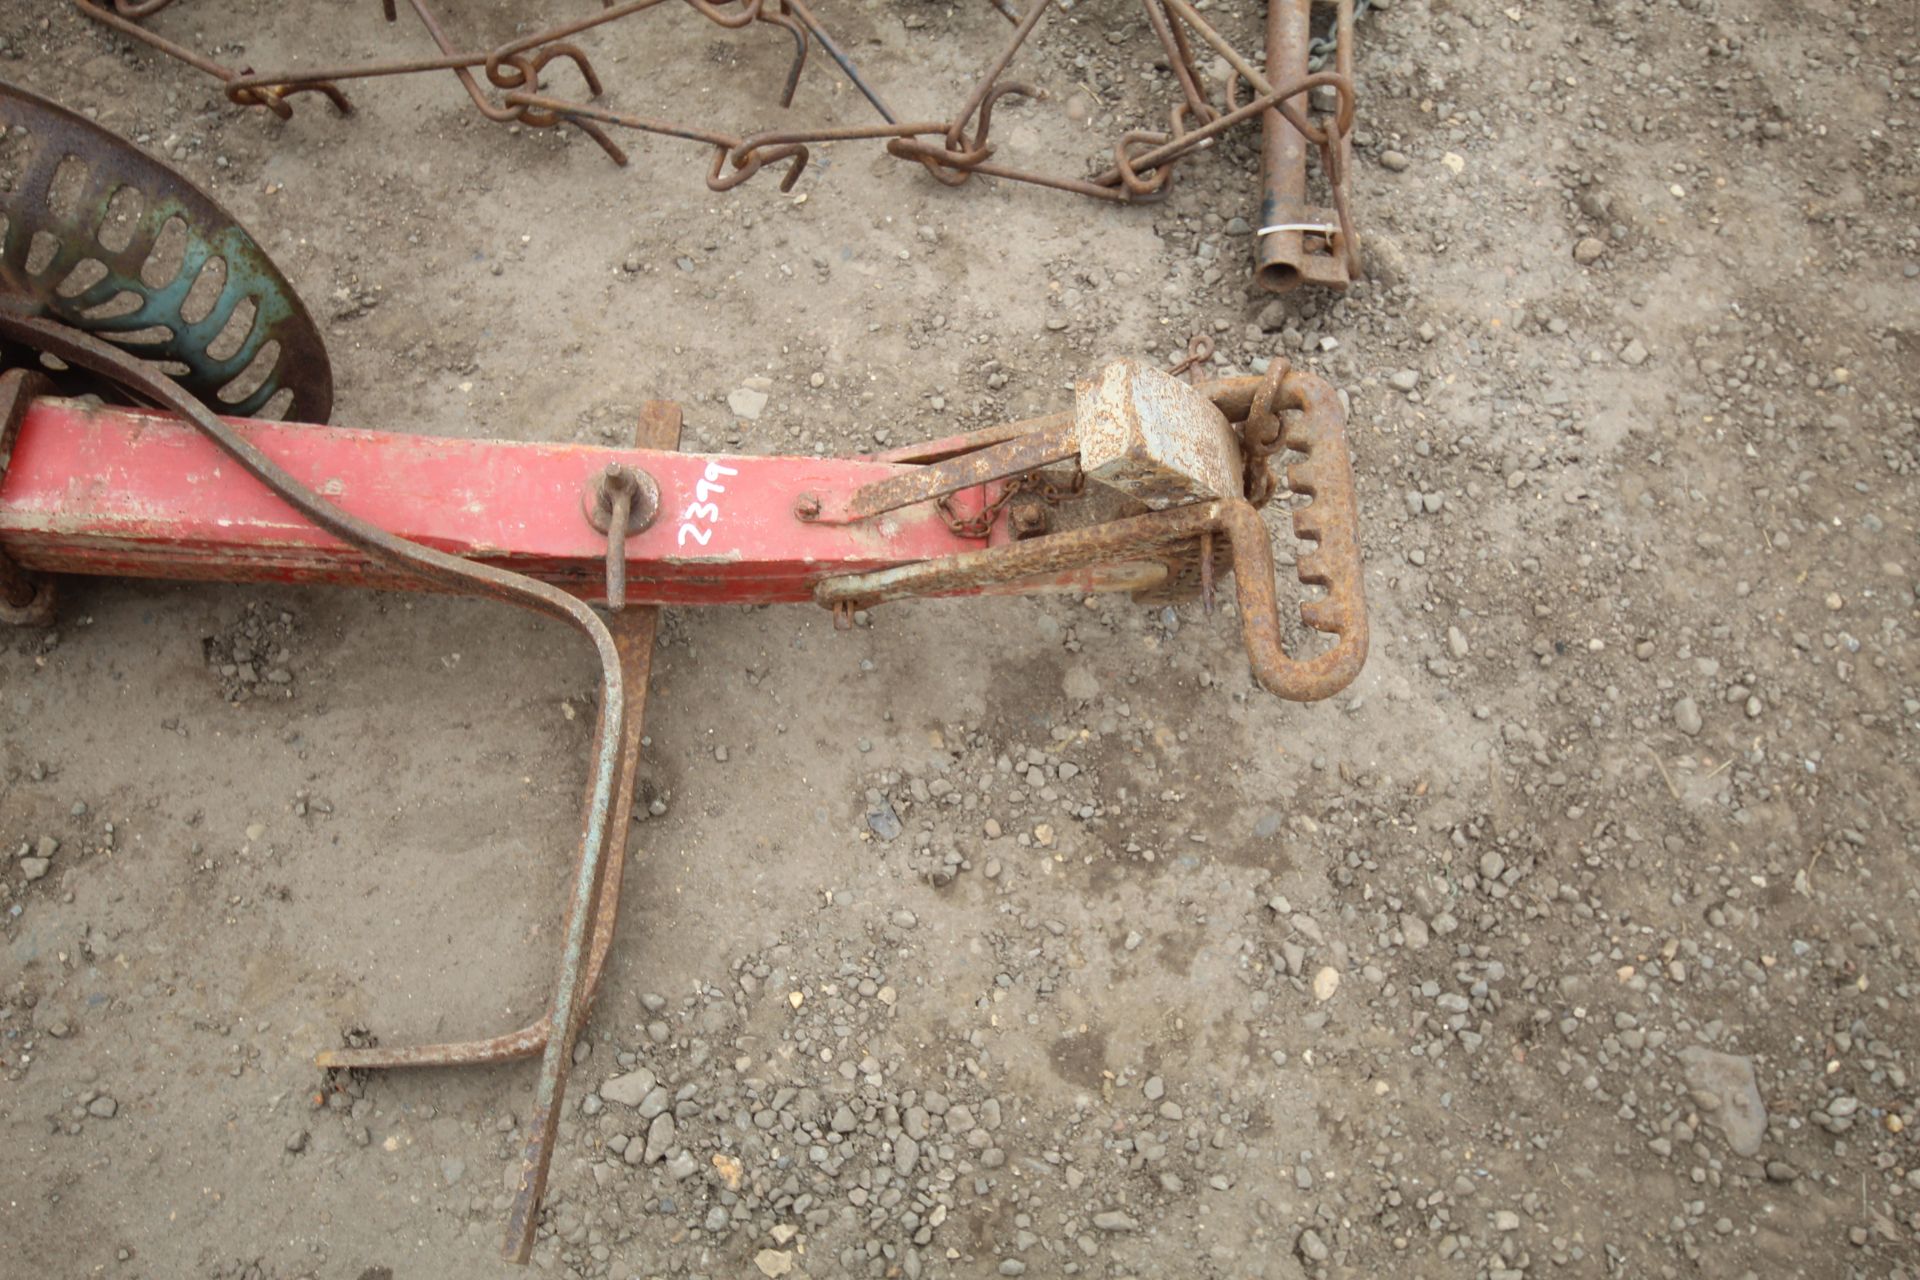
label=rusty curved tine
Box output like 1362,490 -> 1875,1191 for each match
680,0 -> 765,29
0,313 -> 623,1266
1087,71 -> 1351,194
315,403 -> 683,1078
780,0 -> 898,123
507,92 -> 744,153
403,0 -> 628,164
885,138 -> 1134,201
72,0 -> 356,117
1140,0 -> 1215,125
947,0 -> 1052,146
710,140 -> 808,192
759,8 -> 811,110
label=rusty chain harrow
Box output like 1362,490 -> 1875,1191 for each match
77,0 -> 1361,268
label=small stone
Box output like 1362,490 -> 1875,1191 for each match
285,1130 -> 309,1153
19,857 -> 49,881
1572,237 -> 1606,264
643,1112 -> 675,1163
1620,339 -> 1649,366
1446,626 -> 1469,659
1312,967 -> 1341,1001
891,909 -> 918,929
1673,697 -> 1703,737
831,1104 -> 858,1134
754,1248 -> 794,1277
1388,368 -> 1421,393
88,1096 -> 118,1118
1379,149 -> 1410,172
601,1067 -> 657,1107
1092,1211 -> 1138,1232
1678,1047 -> 1767,1157
728,387 -> 769,420
866,801 -> 902,842
1143,1076 -> 1165,1101
667,1151 -> 700,1181
1297,1229 -> 1329,1262
1400,914 -> 1430,949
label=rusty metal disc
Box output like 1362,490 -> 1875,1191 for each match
0,81 -> 331,421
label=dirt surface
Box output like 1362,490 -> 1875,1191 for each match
4,1 -> 1919,1277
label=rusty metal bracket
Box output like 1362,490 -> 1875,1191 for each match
583,462 -> 660,610
814,360 -> 1368,701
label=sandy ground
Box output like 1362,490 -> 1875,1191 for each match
2,1 -> 1918,1278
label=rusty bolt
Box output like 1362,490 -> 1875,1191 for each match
794,493 -> 822,521
1007,494 -> 1051,539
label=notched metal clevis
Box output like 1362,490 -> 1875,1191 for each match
811,356 -> 1370,702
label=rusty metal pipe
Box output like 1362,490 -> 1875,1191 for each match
1258,0 -> 1314,293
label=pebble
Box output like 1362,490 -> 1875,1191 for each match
1091,1210 -> 1138,1232
727,387 -> 769,420
600,1067 -> 656,1107
642,1112 -> 675,1163
20,857 -> 49,881
1678,1047 -> 1768,1157
1379,149 -> 1410,172
1572,236 -> 1606,264
1143,1076 -> 1165,1101
754,1249 -> 794,1278
87,1095 -> 118,1118
1388,368 -> 1421,393
1312,967 -> 1341,1001
866,801 -> 902,842
1673,697 -> 1703,737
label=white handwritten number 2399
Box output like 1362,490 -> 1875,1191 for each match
677,460 -> 740,548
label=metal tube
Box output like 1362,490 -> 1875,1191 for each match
1257,0 -> 1313,293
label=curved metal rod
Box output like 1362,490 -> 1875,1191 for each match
0,309 -> 620,1264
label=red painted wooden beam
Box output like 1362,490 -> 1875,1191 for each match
0,396 -> 1087,606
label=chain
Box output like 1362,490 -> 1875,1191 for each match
1165,333 -> 1216,384
1236,356 -> 1301,509
1307,0 -> 1371,72
936,461 -> 1085,539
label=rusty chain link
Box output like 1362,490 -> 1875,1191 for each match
935,459 -> 1085,540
